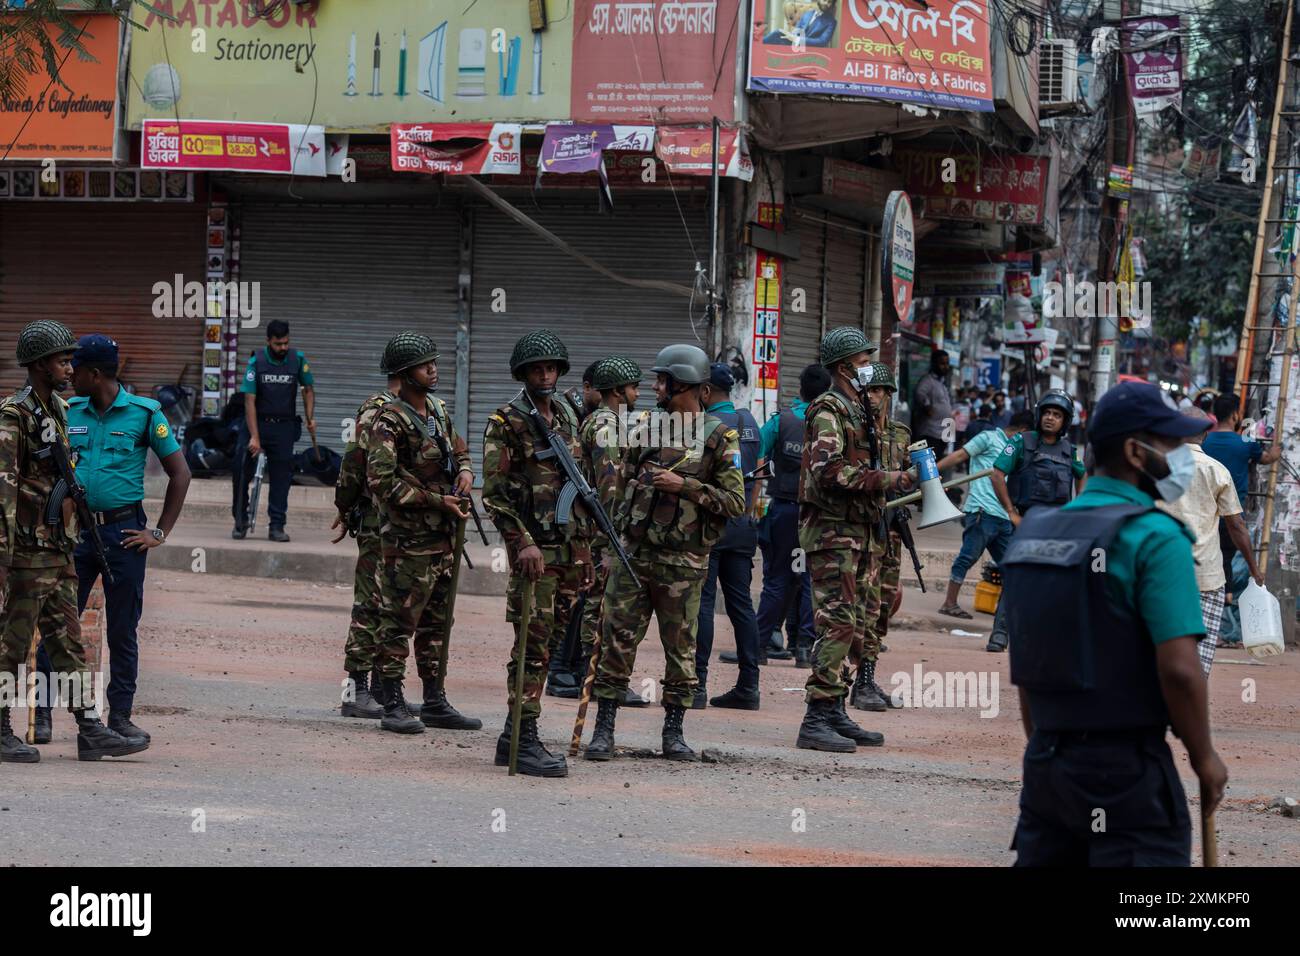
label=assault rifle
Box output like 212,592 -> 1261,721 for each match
247,452 -> 267,534
520,389 -> 639,589
31,397 -> 114,585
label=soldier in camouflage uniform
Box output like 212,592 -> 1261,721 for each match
366,332 -> 481,735
483,330 -> 595,778
1,321 -> 148,764
334,368 -> 400,720
584,344 -> 745,763
795,328 -> 914,753
848,362 -> 908,712
567,357 -> 647,706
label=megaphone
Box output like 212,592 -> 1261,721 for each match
906,442 -> 964,529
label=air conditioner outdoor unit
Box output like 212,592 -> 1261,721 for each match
1039,38 -> 1082,112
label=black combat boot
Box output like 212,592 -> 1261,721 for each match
108,710 -> 152,743
795,699 -> 856,753
545,675 -> 581,699
623,687 -> 650,707
690,679 -> 708,710
826,697 -> 884,747
75,711 -> 149,761
584,698 -> 618,761
368,665 -> 386,706
710,686 -> 760,710
850,661 -> 887,712
379,678 -> 424,734
0,707 -> 39,764
419,678 -> 483,730
793,642 -> 811,669
494,717 -> 568,777
33,706 -> 52,744
868,658 -> 898,709
341,670 -> 383,719
661,704 -> 699,762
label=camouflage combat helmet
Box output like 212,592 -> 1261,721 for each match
510,329 -> 570,379
651,344 -> 709,385
820,326 -> 877,368
592,356 -> 642,391
380,331 -> 439,375
16,320 -> 79,367
860,362 -> 896,392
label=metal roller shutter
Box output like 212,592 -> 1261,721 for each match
238,203 -> 461,456
466,199 -> 707,474
0,203 -> 205,398
823,219 -> 867,332
780,211 -> 825,406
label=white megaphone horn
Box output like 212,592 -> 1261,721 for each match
897,442 -> 964,529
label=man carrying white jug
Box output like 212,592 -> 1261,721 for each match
1159,407 -> 1264,676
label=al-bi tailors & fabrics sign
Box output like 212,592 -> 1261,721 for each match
747,0 -> 993,111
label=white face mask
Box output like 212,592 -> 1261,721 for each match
1136,440 -> 1195,502
853,365 -> 875,392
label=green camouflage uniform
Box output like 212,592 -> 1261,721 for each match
851,416 -> 910,668
0,387 -> 93,708
336,390 -> 395,673
799,386 -> 902,702
366,395 -> 471,681
593,413 -> 745,709
482,395 -> 594,720
577,404 -> 628,654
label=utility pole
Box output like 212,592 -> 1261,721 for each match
1089,0 -> 1135,404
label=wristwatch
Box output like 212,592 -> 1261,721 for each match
150,528 -> 167,544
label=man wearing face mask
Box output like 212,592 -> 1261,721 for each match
1000,381 -> 1227,866
795,327 -> 914,752
986,389 -> 1085,653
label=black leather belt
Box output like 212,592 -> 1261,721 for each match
94,503 -> 142,525
258,415 -> 296,424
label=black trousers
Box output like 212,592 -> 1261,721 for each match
695,547 -> 760,693
232,418 -> 299,530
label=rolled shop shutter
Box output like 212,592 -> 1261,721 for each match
0,202 -> 205,397
237,203 -> 461,458
823,216 -> 868,335
466,198 -> 708,477
780,210 -> 825,407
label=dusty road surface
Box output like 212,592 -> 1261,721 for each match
7,569 -> 1298,866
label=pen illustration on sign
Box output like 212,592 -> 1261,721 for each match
370,32 -> 382,97
344,32 -> 358,96
499,35 -> 521,96
397,30 -> 408,98
458,28 -> 487,98
419,22 -> 448,102
530,31 -> 544,97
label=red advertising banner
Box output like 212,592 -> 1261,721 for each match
655,126 -> 753,179
747,0 -> 993,112
571,0 -> 740,123
892,146 -> 1048,224
390,123 -> 522,175
141,119 -> 325,175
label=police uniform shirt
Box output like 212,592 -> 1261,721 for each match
239,348 -> 315,397
1062,476 -> 1206,644
66,386 -> 181,513
992,430 -> 1086,481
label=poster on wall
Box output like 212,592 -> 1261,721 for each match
747,0 -> 994,111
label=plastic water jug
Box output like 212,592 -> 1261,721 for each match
1238,581 -> 1285,659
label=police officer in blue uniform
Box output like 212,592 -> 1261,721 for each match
692,364 -> 764,710
986,388 -> 1086,652
34,334 -> 192,744
233,320 -> 316,542
1001,382 -> 1227,866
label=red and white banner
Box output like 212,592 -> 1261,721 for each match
655,127 -> 753,180
390,123 -> 522,175
142,120 -> 326,176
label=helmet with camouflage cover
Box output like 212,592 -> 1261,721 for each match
860,362 -> 896,392
510,329 -> 570,379
650,344 -> 709,385
820,326 -> 877,368
592,356 -> 642,391
16,320 -> 79,367
380,331 -> 439,375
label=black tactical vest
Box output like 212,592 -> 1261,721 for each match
711,405 -> 760,551
1002,503 -> 1171,732
1007,431 -> 1075,512
252,349 -> 301,419
770,406 -> 805,502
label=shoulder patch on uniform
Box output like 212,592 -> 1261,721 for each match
155,422 -> 170,439
1002,445 -> 1016,456
489,413 -> 507,426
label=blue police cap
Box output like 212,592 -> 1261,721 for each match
709,363 -> 734,390
1088,381 -> 1211,444
71,334 -> 119,368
